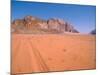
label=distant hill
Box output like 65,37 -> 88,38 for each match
11,16 -> 79,34
90,29 -> 96,35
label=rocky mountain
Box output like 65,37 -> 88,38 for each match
90,29 -> 96,35
11,16 -> 79,34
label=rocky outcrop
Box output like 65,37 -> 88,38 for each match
47,18 -> 66,32
11,16 -> 79,34
90,29 -> 96,35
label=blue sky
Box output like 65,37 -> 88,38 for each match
11,1 -> 96,33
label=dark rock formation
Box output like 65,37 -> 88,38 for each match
90,29 -> 96,35
11,16 -> 79,34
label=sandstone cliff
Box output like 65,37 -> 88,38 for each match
11,16 -> 79,34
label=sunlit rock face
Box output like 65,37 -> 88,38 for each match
11,16 -> 79,34
47,18 -> 66,32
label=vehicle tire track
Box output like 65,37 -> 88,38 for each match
29,38 -> 49,72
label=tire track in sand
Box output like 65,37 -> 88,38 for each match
29,38 -> 49,72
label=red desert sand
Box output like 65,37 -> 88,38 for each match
11,33 -> 96,74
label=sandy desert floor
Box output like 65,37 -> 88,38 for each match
11,33 -> 96,74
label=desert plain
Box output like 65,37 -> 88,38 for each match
11,33 -> 96,74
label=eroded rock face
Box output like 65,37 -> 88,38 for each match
65,23 -> 79,33
11,16 -> 79,34
47,18 -> 66,32
24,16 -> 42,29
